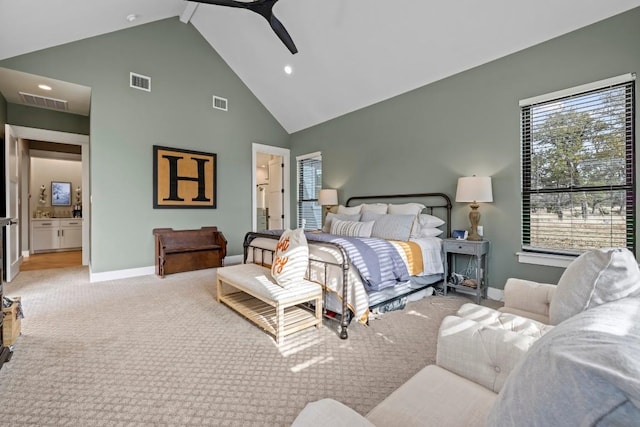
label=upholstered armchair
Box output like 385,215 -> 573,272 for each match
292,248 -> 640,426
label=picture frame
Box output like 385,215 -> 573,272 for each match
452,229 -> 468,240
153,145 -> 217,209
51,181 -> 72,206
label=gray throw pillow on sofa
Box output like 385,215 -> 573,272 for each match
548,248 -> 640,325
486,297 -> 640,426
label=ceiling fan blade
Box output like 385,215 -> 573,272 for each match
269,14 -> 298,54
192,0 -> 298,54
191,0 -> 249,9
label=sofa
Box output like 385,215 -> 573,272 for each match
291,248 -> 640,426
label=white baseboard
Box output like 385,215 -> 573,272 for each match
487,287 -> 504,302
224,255 -> 243,265
90,265 -> 155,283
89,254 -> 244,283
22,250 -> 30,258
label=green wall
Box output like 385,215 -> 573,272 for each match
1,18 -> 289,273
7,103 -> 89,134
290,8 -> 640,289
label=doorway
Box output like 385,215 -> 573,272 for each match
252,143 -> 290,232
6,125 -> 89,278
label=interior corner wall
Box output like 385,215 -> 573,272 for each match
0,17 -> 290,273
290,7 -> 640,290
8,103 -> 89,135
0,92 -> 6,137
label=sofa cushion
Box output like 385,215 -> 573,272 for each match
366,365 -> 496,427
487,297 -> 640,426
549,248 -> 640,324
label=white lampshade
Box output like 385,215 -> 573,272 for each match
318,189 -> 338,206
455,176 -> 493,203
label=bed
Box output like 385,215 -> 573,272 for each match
243,192 -> 452,339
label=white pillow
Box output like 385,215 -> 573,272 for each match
415,227 -> 443,238
360,203 -> 388,214
549,247 -> 640,324
387,203 -> 425,216
330,219 -> 374,237
271,228 -> 309,287
361,212 -> 415,241
418,214 -> 445,228
336,204 -> 362,215
410,214 -> 446,238
322,212 -> 360,233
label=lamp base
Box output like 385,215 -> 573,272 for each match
467,202 -> 483,241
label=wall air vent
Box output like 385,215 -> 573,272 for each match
19,92 -> 68,111
213,95 -> 228,111
130,72 -> 151,92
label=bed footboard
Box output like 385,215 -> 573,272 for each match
243,232 -> 351,339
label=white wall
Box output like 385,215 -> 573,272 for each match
30,157 -> 82,219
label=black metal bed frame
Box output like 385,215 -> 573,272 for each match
243,192 -> 452,340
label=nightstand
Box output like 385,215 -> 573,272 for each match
442,238 -> 490,303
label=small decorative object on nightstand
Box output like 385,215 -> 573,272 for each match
443,238 -> 490,303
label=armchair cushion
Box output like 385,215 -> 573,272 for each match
549,248 -> 640,324
436,315 -> 537,393
366,365 -> 495,427
487,297 -> 640,426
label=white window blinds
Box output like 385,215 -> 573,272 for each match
521,75 -> 636,255
297,152 -> 322,229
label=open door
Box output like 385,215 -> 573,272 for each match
267,158 -> 284,229
251,143 -> 290,232
4,125 -> 21,281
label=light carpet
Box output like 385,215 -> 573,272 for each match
0,267 -> 482,426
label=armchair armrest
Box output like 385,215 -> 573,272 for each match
291,399 -> 374,427
436,315 -> 537,393
499,278 -> 556,324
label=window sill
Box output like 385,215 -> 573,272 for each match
516,251 -> 576,268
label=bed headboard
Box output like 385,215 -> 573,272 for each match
345,192 -> 452,237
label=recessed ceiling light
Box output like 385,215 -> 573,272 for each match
284,65 -> 293,75
126,14 -> 138,23
38,84 -> 52,91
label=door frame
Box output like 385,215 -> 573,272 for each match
251,143 -> 290,231
8,125 -> 90,268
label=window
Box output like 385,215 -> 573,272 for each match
296,152 -> 322,229
521,74 -> 636,255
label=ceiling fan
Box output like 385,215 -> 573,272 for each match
191,0 -> 298,54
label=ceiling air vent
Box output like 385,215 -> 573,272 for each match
19,92 -> 68,112
213,95 -> 228,111
130,72 -> 151,92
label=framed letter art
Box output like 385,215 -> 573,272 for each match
153,145 -> 217,209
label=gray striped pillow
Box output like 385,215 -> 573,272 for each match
330,219 -> 374,237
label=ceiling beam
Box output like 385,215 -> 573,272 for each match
180,2 -> 199,24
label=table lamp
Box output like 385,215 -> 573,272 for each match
455,176 -> 493,241
318,189 -> 338,217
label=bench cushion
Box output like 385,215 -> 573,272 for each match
217,263 -> 321,303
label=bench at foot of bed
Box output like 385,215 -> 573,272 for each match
216,263 -> 323,344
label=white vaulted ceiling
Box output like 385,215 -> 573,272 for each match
1,0 -> 639,132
